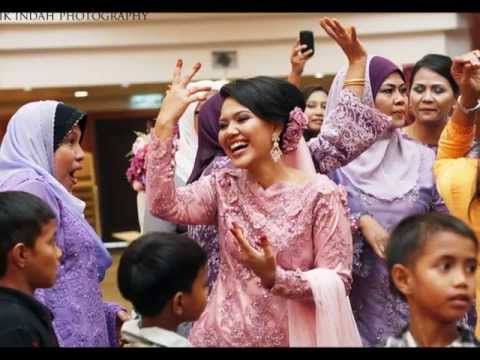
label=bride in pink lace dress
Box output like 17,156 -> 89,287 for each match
146,58 -> 361,346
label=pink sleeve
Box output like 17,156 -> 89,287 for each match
271,186 -> 353,299
311,186 -> 353,292
146,134 -> 218,225
308,89 -> 391,174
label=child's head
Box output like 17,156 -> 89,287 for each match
118,232 -> 208,324
386,212 -> 478,324
0,191 -> 61,291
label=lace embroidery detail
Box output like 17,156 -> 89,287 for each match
308,89 -> 391,174
35,203 -> 118,347
148,133 -> 353,346
337,143 -> 444,346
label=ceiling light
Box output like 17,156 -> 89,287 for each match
74,90 -> 88,98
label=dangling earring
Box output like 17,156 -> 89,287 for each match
270,133 -> 282,162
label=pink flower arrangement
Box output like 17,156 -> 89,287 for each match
281,107 -> 308,153
126,132 -> 151,192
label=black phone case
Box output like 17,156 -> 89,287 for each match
299,31 -> 314,55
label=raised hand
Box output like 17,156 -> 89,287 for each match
230,222 -> 276,289
451,50 -> 480,96
155,59 -> 211,137
290,40 -> 314,76
320,17 -> 366,64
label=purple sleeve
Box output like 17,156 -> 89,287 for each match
308,89 -> 391,174
431,185 -> 450,214
103,302 -> 126,347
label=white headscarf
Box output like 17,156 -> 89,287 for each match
175,80 -> 228,184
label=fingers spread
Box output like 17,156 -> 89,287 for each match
172,59 -> 183,84
181,62 -> 202,86
351,26 -> 357,42
321,22 -> 338,41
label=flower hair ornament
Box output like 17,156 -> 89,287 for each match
281,107 -> 308,153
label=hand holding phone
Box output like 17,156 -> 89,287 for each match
299,30 -> 315,56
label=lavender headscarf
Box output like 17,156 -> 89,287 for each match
0,100 -> 111,274
331,56 -> 422,201
187,93 -> 226,184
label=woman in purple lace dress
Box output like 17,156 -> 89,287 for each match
0,101 -> 127,347
327,54 -> 447,346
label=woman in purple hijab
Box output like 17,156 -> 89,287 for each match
0,101 -> 127,347
327,54 -> 448,346
187,93 -> 231,291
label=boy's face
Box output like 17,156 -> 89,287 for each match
181,265 -> 209,321
24,220 -> 62,289
407,231 -> 477,323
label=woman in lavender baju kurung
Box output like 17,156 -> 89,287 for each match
0,101 -> 123,347
326,56 -> 447,347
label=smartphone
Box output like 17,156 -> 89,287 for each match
299,30 -> 314,55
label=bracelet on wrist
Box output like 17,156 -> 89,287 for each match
344,78 -> 366,87
457,95 -> 480,114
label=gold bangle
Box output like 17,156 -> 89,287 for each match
343,78 -> 365,86
343,81 -> 365,87
344,78 -> 365,82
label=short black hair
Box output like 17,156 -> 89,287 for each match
386,212 -> 478,298
302,85 -> 328,102
220,76 -> 306,146
0,191 -> 56,277
117,232 -> 207,317
410,54 -> 459,96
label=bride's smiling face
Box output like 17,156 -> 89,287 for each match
218,97 -> 281,169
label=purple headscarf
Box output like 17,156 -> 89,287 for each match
329,56 -> 421,201
369,56 -> 405,99
187,93 -> 225,183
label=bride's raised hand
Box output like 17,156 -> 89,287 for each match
155,59 -> 211,131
